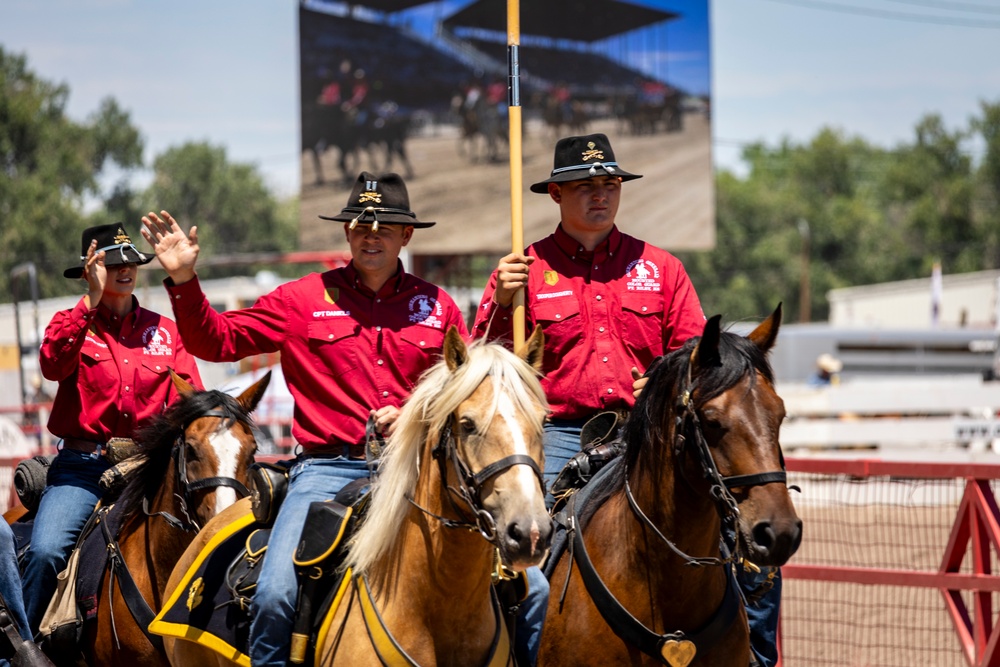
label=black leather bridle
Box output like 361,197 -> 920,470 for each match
407,419 -> 545,546
144,408 -> 252,532
624,356 -> 792,568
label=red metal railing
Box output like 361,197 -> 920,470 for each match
782,457 -> 1000,667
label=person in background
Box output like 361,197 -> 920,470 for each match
22,223 -> 203,636
141,171 -> 468,667
808,353 -> 843,387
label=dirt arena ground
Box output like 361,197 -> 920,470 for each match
298,113 -> 714,256
781,474 -> 978,666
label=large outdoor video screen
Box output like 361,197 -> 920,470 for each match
298,0 -> 714,257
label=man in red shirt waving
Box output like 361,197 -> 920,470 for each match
141,172 -> 467,667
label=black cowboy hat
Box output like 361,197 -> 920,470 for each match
319,172 -> 435,228
530,133 -> 642,194
63,223 -> 153,279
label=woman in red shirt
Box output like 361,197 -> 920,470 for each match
21,223 -> 203,636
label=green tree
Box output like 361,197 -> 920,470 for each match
0,47 -> 144,302
140,142 -> 300,280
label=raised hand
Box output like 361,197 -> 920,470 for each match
83,239 -> 107,308
141,210 -> 200,285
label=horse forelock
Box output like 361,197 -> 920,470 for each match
345,341 -> 547,583
621,331 -> 773,476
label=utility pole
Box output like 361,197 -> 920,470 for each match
11,262 -> 40,409
798,219 -> 811,323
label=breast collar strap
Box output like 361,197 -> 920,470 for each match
567,493 -> 741,665
356,574 -> 510,667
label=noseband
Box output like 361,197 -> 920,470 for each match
145,408 -> 253,532
408,419 -> 544,546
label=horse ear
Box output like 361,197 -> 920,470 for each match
443,325 -> 468,371
237,371 -> 272,413
171,369 -> 196,397
747,303 -> 782,354
692,315 -> 722,370
515,326 -> 545,372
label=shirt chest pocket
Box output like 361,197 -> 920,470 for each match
139,358 -> 171,388
307,319 -> 360,378
532,297 -> 583,349
621,293 -> 665,354
79,347 -> 116,400
399,327 -> 446,356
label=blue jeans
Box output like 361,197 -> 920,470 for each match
248,456 -> 369,667
516,420 -> 583,666
0,521 -> 30,642
739,563 -> 782,667
21,448 -> 109,635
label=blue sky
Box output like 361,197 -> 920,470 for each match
2,0 -> 998,196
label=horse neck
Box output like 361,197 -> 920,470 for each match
627,424 -> 725,570
138,453 -> 196,597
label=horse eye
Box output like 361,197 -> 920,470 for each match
458,418 -> 477,437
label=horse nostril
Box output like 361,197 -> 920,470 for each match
752,522 -> 776,553
507,521 -> 526,547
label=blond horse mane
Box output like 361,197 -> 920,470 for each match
344,340 -> 547,581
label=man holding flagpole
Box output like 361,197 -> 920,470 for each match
474,132 -> 783,667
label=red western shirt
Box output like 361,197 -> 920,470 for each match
474,225 -> 705,420
40,297 -> 204,442
165,263 -> 469,450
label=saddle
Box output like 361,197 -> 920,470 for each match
150,478 -> 371,667
550,410 -> 626,501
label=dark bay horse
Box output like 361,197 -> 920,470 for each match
81,371 -> 269,666
539,305 -> 802,667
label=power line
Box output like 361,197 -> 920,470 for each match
759,0 -> 1000,28
882,0 -> 1000,15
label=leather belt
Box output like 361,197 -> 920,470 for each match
305,442 -> 366,460
61,438 -> 105,455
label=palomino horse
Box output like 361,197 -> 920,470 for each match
539,305 -> 802,667
160,327 -> 551,667
81,371 -> 269,666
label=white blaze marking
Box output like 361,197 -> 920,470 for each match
497,392 -> 537,499
209,428 -> 243,515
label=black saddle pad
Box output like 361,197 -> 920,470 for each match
149,508 -> 258,666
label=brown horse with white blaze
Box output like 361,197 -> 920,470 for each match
81,371 -> 269,666
539,305 -> 802,667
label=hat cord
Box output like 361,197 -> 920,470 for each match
345,205 -> 416,232
550,161 -> 619,177
80,242 -> 147,264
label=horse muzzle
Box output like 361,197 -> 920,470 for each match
744,514 -> 803,566
496,508 -> 553,571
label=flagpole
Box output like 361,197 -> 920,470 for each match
507,0 -> 525,350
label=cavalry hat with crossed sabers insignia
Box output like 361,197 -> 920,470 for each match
529,133 -> 642,193
319,171 -> 435,229
63,223 -> 153,279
